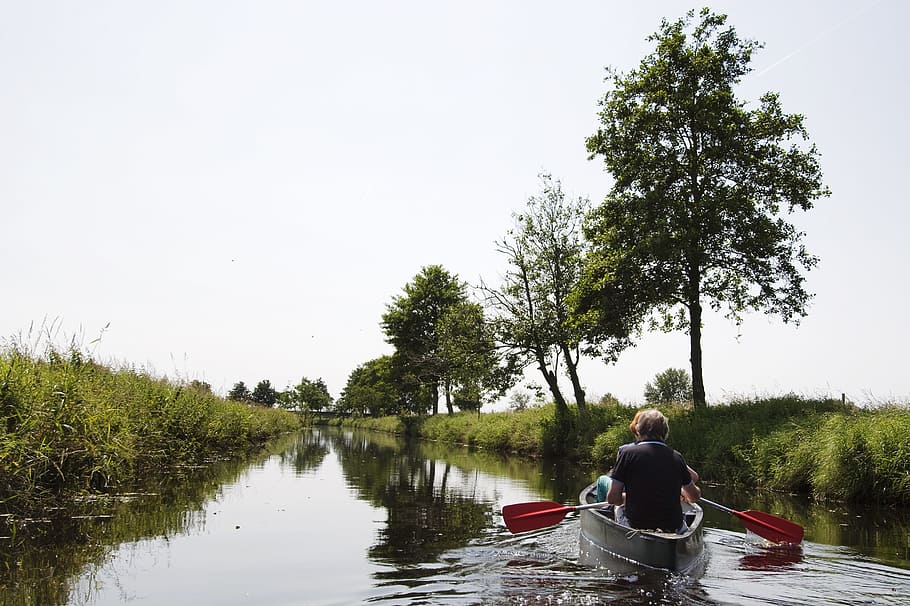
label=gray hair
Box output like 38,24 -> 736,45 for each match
635,409 -> 669,441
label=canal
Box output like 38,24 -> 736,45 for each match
2,426 -> 909,605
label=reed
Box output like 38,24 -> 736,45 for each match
597,396 -> 910,504
0,344 -> 301,513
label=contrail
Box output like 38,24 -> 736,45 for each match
755,0 -> 884,77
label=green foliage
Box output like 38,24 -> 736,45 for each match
337,355 -> 406,417
0,345 -> 300,513
339,415 -> 410,435
293,376 -> 333,413
807,410 -> 910,502
508,389 -> 532,411
579,9 -> 829,407
590,423 -> 633,466
483,173 -> 600,413
227,380 -> 252,401
381,265 -> 469,415
595,393 -> 622,407
438,301 -> 518,413
418,408 -> 552,455
333,394 -> 910,503
587,396 -> 910,504
251,379 -> 278,407
188,379 -> 212,394
387,403 -> 624,460
644,367 -> 692,404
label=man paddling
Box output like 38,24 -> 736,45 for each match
596,410 -> 698,502
606,409 -> 700,533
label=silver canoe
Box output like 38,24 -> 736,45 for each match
577,482 -> 705,572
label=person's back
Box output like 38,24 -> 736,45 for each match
606,409 -> 700,532
610,440 -> 690,531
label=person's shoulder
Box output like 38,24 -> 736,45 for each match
671,449 -> 689,464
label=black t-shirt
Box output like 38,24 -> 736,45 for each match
609,441 -> 692,531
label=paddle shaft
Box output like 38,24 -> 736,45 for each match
700,497 -> 735,515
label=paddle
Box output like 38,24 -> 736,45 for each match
502,500 -> 610,534
700,497 -> 804,545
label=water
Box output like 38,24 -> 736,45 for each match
2,427 -> 909,605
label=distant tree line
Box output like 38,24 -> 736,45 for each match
227,377 -> 333,414
336,10 -> 829,419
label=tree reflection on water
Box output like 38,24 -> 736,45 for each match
0,432 -> 301,606
326,429 -> 493,568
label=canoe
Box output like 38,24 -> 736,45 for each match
577,482 -> 705,572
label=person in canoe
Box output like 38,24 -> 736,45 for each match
595,410 -> 698,501
604,409 -> 701,533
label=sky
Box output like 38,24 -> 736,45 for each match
2,1 -> 907,408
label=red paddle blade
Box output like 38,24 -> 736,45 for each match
737,509 -> 804,545
502,501 -> 573,533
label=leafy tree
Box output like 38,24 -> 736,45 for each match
295,376 -> 333,413
381,265 -> 468,415
251,379 -> 278,407
337,356 -> 401,416
437,301 -> 518,414
579,9 -> 829,408
644,368 -> 693,405
227,381 -> 251,402
509,389 -> 531,412
277,388 -> 298,410
482,174 -> 610,417
389,352 -> 435,415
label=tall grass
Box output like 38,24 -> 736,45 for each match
417,408 -> 549,455
591,396 -> 910,504
747,405 -> 910,502
346,403 -> 627,458
0,344 -> 301,513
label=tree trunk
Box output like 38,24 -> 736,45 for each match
536,348 -> 569,415
560,343 -> 586,410
444,378 -> 454,415
431,381 -> 440,415
689,301 -> 706,409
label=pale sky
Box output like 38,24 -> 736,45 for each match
2,1 -> 907,407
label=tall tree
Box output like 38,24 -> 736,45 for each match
381,265 -> 467,415
580,9 -> 829,408
482,173 -> 601,416
437,301 -> 518,414
251,379 -> 278,407
644,367 -> 693,405
295,376 -> 333,413
337,356 -> 401,417
227,381 -> 251,402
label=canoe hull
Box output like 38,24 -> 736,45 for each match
577,483 -> 705,572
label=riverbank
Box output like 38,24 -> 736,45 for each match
326,397 -> 910,505
0,346 -> 302,516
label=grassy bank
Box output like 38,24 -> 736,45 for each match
332,397 -> 910,505
0,345 -> 301,514
592,397 -> 910,503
